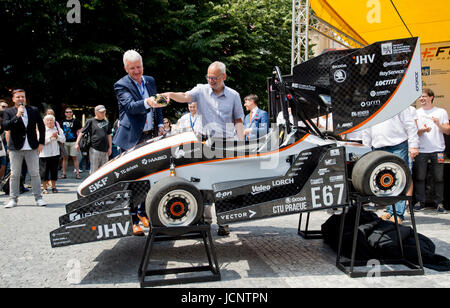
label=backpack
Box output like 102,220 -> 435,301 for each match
79,130 -> 91,152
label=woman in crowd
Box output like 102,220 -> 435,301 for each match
163,118 -> 172,134
40,114 -> 65,193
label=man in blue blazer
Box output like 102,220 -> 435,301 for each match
243,94 -> 269,141
113,50 -> 165,152
113,50 -> 165,235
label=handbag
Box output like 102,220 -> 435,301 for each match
79,130 -> 91,152
56,127 -> 68,158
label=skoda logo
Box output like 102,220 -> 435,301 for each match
333,69 -> 347,83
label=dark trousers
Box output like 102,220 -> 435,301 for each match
120,145 -> 149,224
414,152 -> 444,206
39,156 -> 60,181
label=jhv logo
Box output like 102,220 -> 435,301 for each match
94,222 -> 130,239
354,54 -> 375,65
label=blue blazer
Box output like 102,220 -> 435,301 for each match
113,75 -> 163,150
244,108 -> 269,141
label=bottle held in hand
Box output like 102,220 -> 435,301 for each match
153,94 -> 169,107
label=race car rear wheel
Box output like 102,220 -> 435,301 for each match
145,177 -> 204,227
351,150 -> 410,197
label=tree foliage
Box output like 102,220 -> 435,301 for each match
1,0 -> 293,119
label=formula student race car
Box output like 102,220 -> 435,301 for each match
50,37 -> 422,248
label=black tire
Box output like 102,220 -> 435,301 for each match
145,177 -> 204,227
351,150 -> 411,196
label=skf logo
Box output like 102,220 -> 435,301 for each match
422,46 -> 450,58
93,222 -> 130,239
354,54 -> 375,65
88,177 -> 108,193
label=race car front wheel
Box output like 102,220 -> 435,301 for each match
351,150 -> 411,197
145,177 -> 204,227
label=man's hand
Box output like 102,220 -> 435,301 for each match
75,143 -> 80,152
37,144 -> 44,155
409,147 -> 419,159
244,128 -> 252,136
146,97 -> 163,108
418,124 -> 431,135
16,105 -> 25,117
108,147 -> 112,156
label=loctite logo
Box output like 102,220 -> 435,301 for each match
375,79 -> 397,87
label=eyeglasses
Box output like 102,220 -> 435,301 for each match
65,111 -> 73,113
205,75 -> 223,81
164,122 -> 169,124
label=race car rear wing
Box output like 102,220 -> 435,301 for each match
269,37 -> 422,136
330,37 -> 421,135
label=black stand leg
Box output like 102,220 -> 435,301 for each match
336,194 -> 424,278
138,224 -> 221,287
298,212 -> 323,239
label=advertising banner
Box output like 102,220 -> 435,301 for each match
421,41 -> 450,113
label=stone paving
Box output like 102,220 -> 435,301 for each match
1,174 -> 450,288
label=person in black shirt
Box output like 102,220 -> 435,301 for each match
76,105 -> 112,174
59,107 -> 82,179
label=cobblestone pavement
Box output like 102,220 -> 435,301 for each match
1,174 -> 449,288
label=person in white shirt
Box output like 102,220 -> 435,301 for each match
276,107 -> 294,126
177,102 -> 203,135
362,107 -> 419,223
413,88 -> 450,214
39,115 -> 65,193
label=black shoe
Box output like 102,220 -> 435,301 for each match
413,202 -> 425,212
217,225 -> 230,236
437,204 -> 448,214
20,187 -> 29,194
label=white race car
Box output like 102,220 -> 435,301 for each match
50,37 -> 421,247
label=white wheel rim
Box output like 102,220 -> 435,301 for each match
369,162 -> 407,196
157,189 -> 198,226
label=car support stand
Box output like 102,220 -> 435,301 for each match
336,194 -> 424,278
138,224 -> 221,287
298,206 -> 347,239
298,212 -> 323,239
